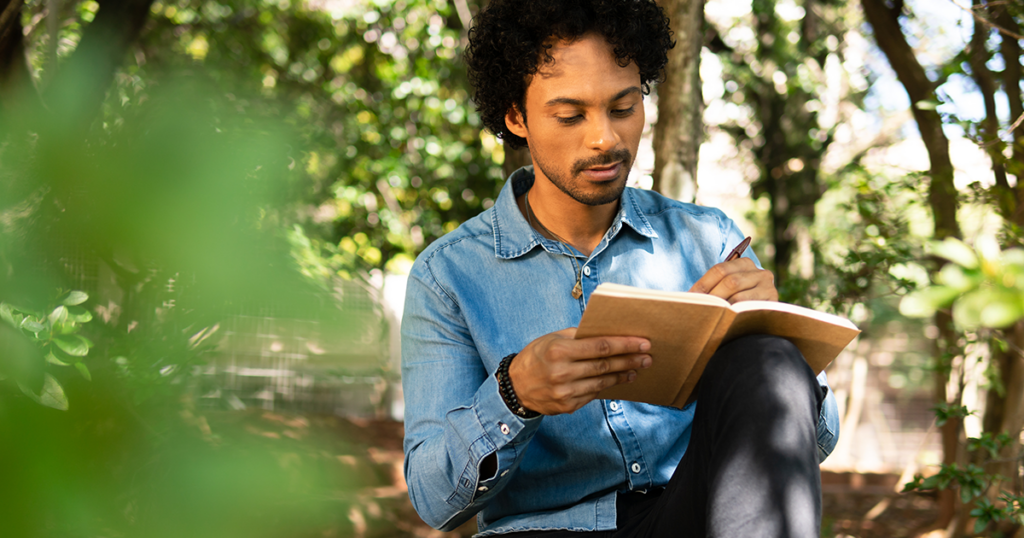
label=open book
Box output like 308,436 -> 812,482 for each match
576,283 -> 860,408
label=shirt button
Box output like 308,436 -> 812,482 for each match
499,422 -> 510,435
609,401 -> 619,411
583,266 -> 591,277
631,462 -> 641,474
478,486 -> 488,492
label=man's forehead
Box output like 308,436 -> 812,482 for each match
534,34 -> 622,79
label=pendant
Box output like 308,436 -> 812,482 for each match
571,281 -> 583,299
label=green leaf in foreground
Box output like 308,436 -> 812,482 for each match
930,237 -> 979,269
62,291 -> 89,306
39,374 -> 69,410
46,351 -> 71,366
53,335 -> 90,357
75,362 -> 91,381
67,306 -> 93,323
18,374 -> 69,410
48,305 -> 68,327
0,303 -> 14,325
20,318 -> 45,334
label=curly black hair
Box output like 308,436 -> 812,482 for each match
464,0 -> 674,150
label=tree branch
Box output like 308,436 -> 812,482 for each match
947,0 -> 1024,41
967,0 -> 1009,197
861,0 -> 960,240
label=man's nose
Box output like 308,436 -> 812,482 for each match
586,114 -> 619,152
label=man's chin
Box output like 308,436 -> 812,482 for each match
571,178 -> 627,207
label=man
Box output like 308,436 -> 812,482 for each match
401,1 -> 840,536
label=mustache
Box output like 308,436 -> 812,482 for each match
573,149 -> 632,175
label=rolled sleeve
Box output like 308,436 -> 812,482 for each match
815,370 -> 840,462
402,264 -> 541,531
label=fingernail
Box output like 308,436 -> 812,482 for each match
627,372 -> 636,382
641,356 -> 652,368
639,341 -> 651,352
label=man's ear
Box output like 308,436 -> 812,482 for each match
505,105 -> 528,139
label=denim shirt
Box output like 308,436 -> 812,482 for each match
401,167 -> 840,535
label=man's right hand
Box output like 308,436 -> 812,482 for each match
508,329 -> 652,416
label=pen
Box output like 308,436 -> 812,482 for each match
725,236 -> 752,262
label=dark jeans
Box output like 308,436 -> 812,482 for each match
510,334 -> 827,538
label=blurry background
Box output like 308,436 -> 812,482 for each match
0,0 -> 1022,537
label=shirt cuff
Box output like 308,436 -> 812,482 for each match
444,372 -> 542,508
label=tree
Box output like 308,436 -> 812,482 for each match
863,0 -> 1024,534
651,0 -> 703,202
709,0 -> 852,291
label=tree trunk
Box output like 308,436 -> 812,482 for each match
651,0 -> 703,202
992,6 -> 1024,220
966,0 -> 1009,205
860,0 -> 963,530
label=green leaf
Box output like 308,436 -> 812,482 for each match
931,238 -> 979,269
18,374 -> 68,410
62,291 -> 88,306
48,305 -> 68,327
67,306 -> 93,323
974,517 -> 990,535
20,318 -> 45,333
0,303 -> 14,326
38,374 -> 69,411
75,362 -> 91,381
53,335 -> 90,357
981,301 -> 1024,328
900,286 -> 962,318
936,264 -> 979,291
46,351 -> 71,366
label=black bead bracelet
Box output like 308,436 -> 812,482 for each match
496,353 -> 540,419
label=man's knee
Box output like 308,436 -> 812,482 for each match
700,335 -> 819,418
709,334 -> 811,383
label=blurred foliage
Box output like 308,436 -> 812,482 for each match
902,236 -> 1024,330
709,0 -> 865,286
2,0 -> 509,534
119,0 -> 505,274
898,234 -> 1024,533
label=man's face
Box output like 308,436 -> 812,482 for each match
505,33 -> 644,207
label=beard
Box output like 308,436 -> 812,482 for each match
533,147 -> 633,207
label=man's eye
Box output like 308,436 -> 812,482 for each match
612,106 -> 636,117
557,115 -> 583,125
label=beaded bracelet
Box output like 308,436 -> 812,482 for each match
496,353 -> 540,418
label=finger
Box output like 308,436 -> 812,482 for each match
552,371 -> 638,413
563,336 -> 651,361
705,270 -> 763,300
572,370 -> 638,398
573,353 -> 652,379
688,258 -> 758,294
724,280 -> 779,303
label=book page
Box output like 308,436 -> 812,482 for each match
723,308 -> 860,374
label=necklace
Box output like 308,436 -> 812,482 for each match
525,191 -> 584,299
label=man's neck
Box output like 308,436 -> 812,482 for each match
516,175 -> 619,257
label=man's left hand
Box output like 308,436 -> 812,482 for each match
688,257 -> 778,303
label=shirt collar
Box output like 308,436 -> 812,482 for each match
491,166 -> 658,260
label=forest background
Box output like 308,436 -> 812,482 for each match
0,0 -> 1023,536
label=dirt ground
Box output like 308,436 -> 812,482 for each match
216,411 -> 943,538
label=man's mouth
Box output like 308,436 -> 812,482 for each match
580,161 -> 623,181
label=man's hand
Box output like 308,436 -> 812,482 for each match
509,329 -> 651,416
688,257 -> 778,303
